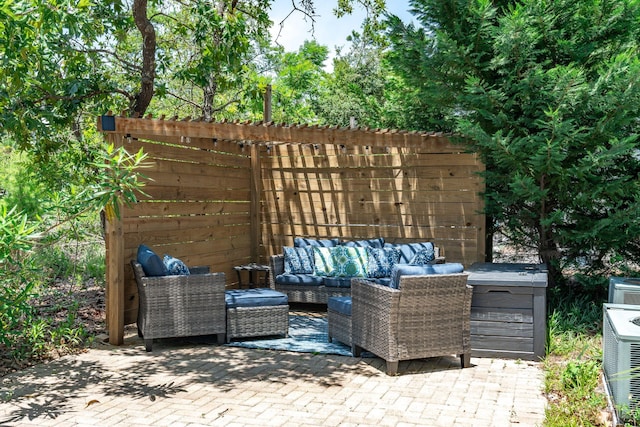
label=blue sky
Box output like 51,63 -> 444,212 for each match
268,1 -> 416,68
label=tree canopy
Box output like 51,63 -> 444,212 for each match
387,0 -> 640,285
0,0 -> 385,152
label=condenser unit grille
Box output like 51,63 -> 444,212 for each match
603,305 -> 640,418
603,312 -> 619,380
631,343 -> 640,409
625,294 -> 640,305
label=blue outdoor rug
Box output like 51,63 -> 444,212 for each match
225,315 -> 354,357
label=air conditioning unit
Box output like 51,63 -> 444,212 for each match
609,277 -> 640,305
603,304 -> 640,420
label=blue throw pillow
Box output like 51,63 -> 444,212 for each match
163,254 -> 190,276
366,246 -> 400,278
389,241 -> 436,264
137,244 -> 168,276
283,246 -> 314,274
409,247 -> 436,265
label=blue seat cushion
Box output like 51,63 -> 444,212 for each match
225,288 -> 289,308
275,273 -> 324,286
137,244 -> 168,277
322,277 -> 353,288
328,296 -> 352,316
391,263 -> 464,289
368,277 -> 393,287
430,263 -> 465,274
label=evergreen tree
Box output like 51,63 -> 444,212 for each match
387,0 -> 640,286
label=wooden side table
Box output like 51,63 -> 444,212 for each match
233,263 -> 270,289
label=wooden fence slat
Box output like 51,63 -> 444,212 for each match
139,186 -> 251,201
266,152 -> 480,168
122,201 -> 249,217
125,138 -> 250,167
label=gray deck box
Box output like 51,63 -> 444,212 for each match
467,263 -> 548,360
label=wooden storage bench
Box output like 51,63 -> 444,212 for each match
466,263 -> 548,360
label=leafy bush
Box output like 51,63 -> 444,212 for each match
1,142 -> 147,369
0,206 -> 43,359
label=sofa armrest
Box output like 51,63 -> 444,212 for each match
269,254 -> 285,289
189,266 -> 210,275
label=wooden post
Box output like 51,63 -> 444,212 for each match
105,213 -> 124,345
263,84 -> 272,124
250,145 -> 261,263
103,132 -> 125,345
249,85 -> 271,262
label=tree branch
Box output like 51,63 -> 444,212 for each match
273,0 -> 318,46
131,0 -> 157,116
67,43 -> 141,74
32,86 -> 133,105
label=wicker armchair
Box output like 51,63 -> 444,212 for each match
351,273 -> 472,375
131,261 -> 227,351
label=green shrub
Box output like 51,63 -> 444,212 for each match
561,360 -> 600,394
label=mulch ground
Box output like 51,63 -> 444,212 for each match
0,279 -> 106,377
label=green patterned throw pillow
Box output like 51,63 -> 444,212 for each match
313,247 -> 335,276
330,246 -> 368,277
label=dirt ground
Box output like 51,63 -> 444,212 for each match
0,278 -> 107,377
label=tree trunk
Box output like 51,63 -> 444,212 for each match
539,224 -> 561,289
485,215 -> 493,262
203,77 -> 216,121
131,0 -> 156,117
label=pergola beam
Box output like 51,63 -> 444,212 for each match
98,115 -> 459,150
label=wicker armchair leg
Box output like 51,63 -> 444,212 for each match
352,345 -> 362,357
216,333 -> 225,345
386,361 -> 399,376
460,353 -> 471,368
145,339 -> 153,352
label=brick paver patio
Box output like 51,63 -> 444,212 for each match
0,330 -> 546,427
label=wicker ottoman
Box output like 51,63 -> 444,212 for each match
327,296 -> 352,347
225,288 -> 289,342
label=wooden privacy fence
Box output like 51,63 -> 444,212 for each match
98,115 -> 485,344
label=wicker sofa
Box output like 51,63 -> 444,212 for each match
131,261 -> 227,351
269,237 -> 444,304
351,273 -> 473,375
